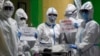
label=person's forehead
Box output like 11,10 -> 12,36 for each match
48,12 -> 57,14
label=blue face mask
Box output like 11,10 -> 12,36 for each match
81,11 -> 89,23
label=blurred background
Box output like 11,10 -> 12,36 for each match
10,0 -> 100,27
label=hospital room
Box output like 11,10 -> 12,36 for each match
0,0 -> 100,56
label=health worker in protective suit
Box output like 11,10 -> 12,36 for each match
59,4 -> 83,44
69,1 -> 100,56
15,8 -> 31,56
31,7 -> 61,55
15,8 -> 28,28
0,0 -> 18,56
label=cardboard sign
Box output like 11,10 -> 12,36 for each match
20,27 -> 37,41
60,19 -> 77,32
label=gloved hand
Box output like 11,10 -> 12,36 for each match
74,23 -> 79,28
18,32 -> 22,39
69,44 -> 77,49
34,33 -> 38,39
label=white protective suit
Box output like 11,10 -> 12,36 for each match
65,4 -> 83,26
59,4 -> 83,44
0,0 -> 4,10
15,8 -> 30,56
15,8 -> 28,28
0,1 -> 18,56
75,1 -> 100,56
32,7 -> 61,53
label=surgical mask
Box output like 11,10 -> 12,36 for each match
48,14 -> 57,23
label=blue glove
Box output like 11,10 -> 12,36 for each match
74,23 -> 79,28
18,32 -> 21,39
34,33 -> 38,39
69,44 -> 77,49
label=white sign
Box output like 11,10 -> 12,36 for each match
60,19 -> 77,32
20,27 -> 37,41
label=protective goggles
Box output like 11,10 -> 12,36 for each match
80,9 -> 89,14
65,10 -> 76,16
48,13 -> 57,17
20,17 -> 26,20
3,6 -> 13,11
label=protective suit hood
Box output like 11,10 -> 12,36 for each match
65,4 -> 77,18
46,7 -> 58,15
1,0 -> 14,19
80,1 -> 93,20
15,8 -> 28,27
46,7 -> 58,26
81,1 -> 93,10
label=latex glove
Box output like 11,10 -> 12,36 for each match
18,32 -> 22,39
34,33 -> 38,39
74,23 -> 79,28
69,44 -> 77,49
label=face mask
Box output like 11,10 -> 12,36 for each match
48,14 -> 57,23
18,20 -> 26,26
48,16 -> 57,23
81,10 -> 89,23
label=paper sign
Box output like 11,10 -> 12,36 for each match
60,19 -> 77,32
20,27 -> 37,41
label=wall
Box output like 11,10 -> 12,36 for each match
43,0 -> 73,23
30,0 -> 73,27
30,0 -> 42,27
11,0 -> 73,27
11,0 -> 30,26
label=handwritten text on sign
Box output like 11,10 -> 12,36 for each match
60,19 -> 75,32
